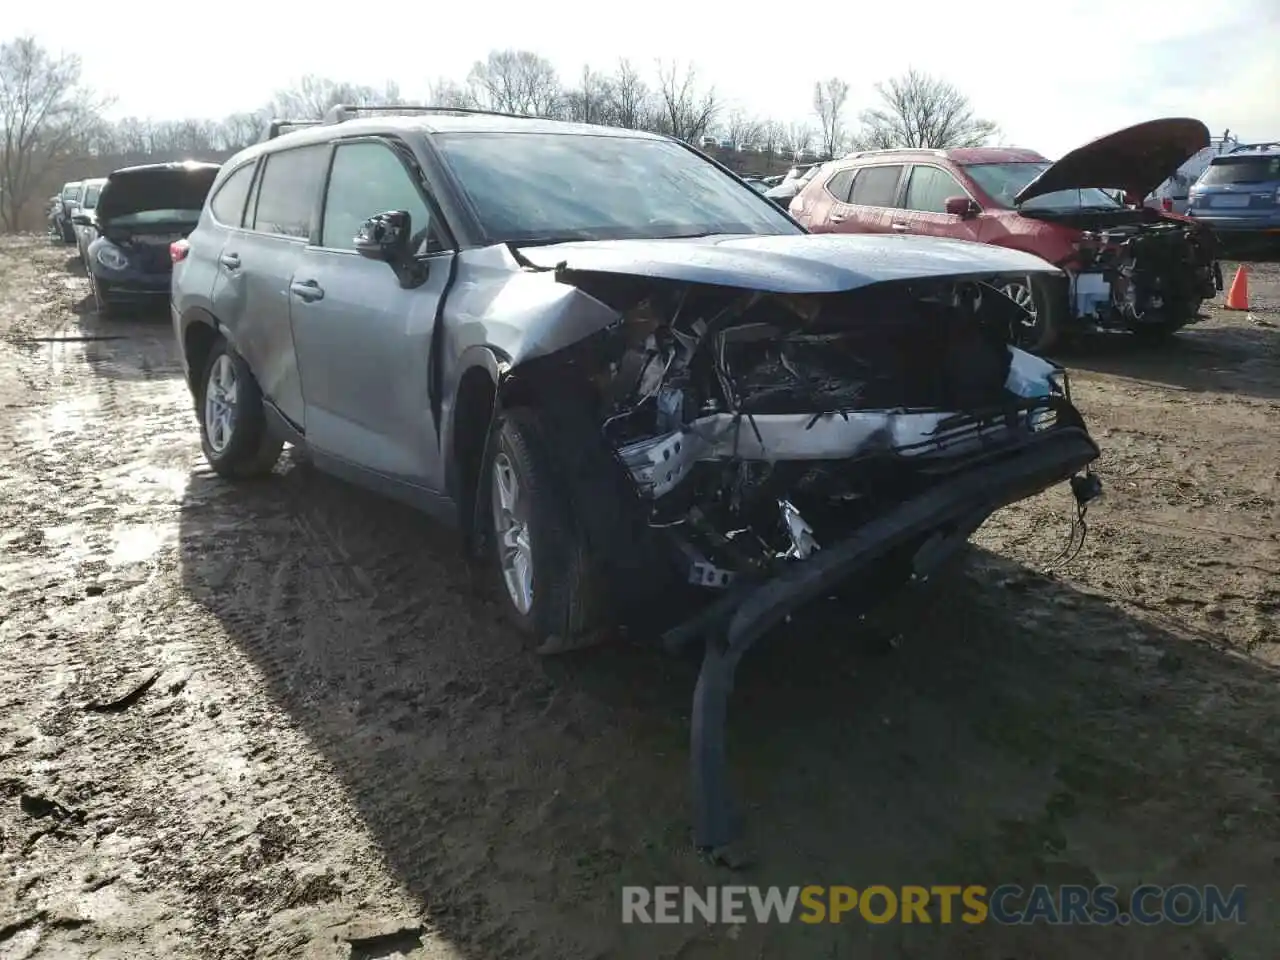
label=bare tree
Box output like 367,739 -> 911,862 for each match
467,50 -> 560,116
785,121 -> 815,159
0,37 -> 103,231
654,60 -> 718,143
760,119 -> 786,159
813,77 -> 849,157
217,111 -> 267,151
270,75 -> 403,120
612,59 -> 651,130
427,78 -> 478,109
854,68 -> 997,149
724,109 -> 762,150
561,66 -> 616,125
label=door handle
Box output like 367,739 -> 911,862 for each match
890,222 -> 910,232
829,212 -> 847,223
289,279 -> 324,302
219,253 -> 241,269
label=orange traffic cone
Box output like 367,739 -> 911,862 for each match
1224,265 -> 1250,310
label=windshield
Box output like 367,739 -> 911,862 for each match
107,209 -> 202,227
964,162 -> 1122,211
434,132 -> 799,244
1199,156 -> 1280,185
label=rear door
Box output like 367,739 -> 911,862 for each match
845,164 -> 907,235
897,163 -> 985,242
794,167 -> 855,230
211,144 -> 330,431
288,137 -> 455,490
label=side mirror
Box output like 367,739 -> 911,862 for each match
945,196 -> 980,218
355,210 -> 412,264
71,213 -> 92,227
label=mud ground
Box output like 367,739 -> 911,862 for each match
0,236 -> 1277,959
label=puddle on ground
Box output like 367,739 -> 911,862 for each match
27,394 -> 100,440
109,524 -> 172,566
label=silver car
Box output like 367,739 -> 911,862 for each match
172,107 -> 1101,851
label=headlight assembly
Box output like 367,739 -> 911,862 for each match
95,244 -> 129,271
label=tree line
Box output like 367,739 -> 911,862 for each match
0,36 -> 997,232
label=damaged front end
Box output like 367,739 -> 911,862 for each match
1062,218 -> 1221,331
520,265 -> 1101,646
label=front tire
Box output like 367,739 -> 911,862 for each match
484,407 -> 604,648
198,339 -> 283,479
1001,275 -> 1060,353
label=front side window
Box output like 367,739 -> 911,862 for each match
964,162 -> 1121,211
82,185 -> 102,209
904,165 -> 966,213
434,132 -> 799,244
848,165 -> 903,207
210,162 -> 257,227
321,141 -> 438,253
252,145 -> 329,238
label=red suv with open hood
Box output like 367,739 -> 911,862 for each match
791,118 -> 1223,351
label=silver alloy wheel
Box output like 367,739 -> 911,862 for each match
491,450 -> 533,615
1000,278 -> 1040,335
204,354 -> 239,454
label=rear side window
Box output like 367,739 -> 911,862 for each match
321,140 -> 438,253
1200,156 -> 1280,185
210,162 -> 257,227
251,145 -> 328,238
824,169 -> 856,202
849,165 -> 903,207
904,165 -> 966,213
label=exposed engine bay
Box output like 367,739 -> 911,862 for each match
544,273 -> 1086,594
1066,218 -> 1220,329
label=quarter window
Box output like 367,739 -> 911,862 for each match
252,145 -> 328,238
904,165 -> 966,214
824,169 -> 856,203
321,140 -> 438,253
849,165 -> 903,207
209,162 -> 257,227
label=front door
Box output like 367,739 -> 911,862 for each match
288,138 -> 454,490
896,163 -> 986,243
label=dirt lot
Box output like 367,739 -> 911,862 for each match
0,236 -> 1277,960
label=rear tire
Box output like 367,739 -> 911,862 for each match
198,338 -> 283,480
483,406 -> 605,649
1001,275 -> 1060,353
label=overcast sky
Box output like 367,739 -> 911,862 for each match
8,0 -> 1279,158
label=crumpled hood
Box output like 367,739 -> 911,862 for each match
517,233 -> 1060,293
97,162 -> 221,222
1015,117 -> 1210,205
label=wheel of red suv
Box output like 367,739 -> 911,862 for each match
1001,276 -> 1059,353
484,407 -> 603,649
198,339 -> 283,480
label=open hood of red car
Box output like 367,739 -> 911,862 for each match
1014,117 -> 1210,205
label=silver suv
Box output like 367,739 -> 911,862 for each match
172,105 -> 1101,851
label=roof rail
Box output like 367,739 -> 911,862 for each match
841,147 -> 947,159
1227,140 -> 1280,154
321,103 -> 538,124
259,119 -> 322,143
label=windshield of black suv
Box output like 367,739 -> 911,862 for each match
434,132 -> 801,244
1199,155 -> 1280,185
964,162 -> 1122,211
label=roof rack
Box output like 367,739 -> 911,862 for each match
321,103 -> 537,124
1227,140 -> 1280,154
259,119 -> 322,143
840,147 -> 947,159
